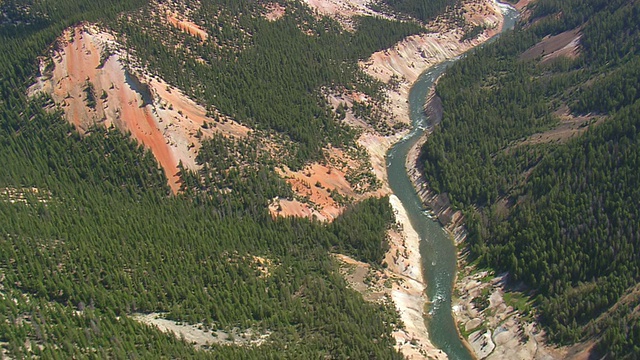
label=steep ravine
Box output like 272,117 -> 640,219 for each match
387,3 -> 519,359
401,2 -> 597,359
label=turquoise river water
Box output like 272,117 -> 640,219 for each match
386,5 -> 519,359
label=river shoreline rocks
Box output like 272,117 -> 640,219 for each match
406,88 -> 468,246
316,0 -> 544,358
353,1 -> 509,358
405,74 -> 574,360
404,4 -> 591,358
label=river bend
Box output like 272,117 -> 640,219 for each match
386,5 -> 518,359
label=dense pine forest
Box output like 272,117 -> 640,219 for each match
0,0 -> 414,357
420,0 -> 640,357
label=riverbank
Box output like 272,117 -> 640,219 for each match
406,123 -> 570,359
405,87 -> 467,244
337,196 -> 449,360
290,0 -> 517,357
401,1 -> 590,358
353,1 -> 511,358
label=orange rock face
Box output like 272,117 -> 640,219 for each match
166,13 -> 208,41
30,25 -> 248,194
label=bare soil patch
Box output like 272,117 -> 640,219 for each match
513,0 -> 534,11
270,145 -> 382,221
520,29 -> 581,63
269,198 -> 324,220
133,313 -> 270,349
29,25 -> 248,193
167,15 -> 208,41
302,0 -> 393,30
272,162 -> 354,221
164,9 -> 209,41
263,3 -> 286,21
509,106 -> 604,150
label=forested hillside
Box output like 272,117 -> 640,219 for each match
420,0 -> 640,356
112,0 -> 424,166
0,0 -> 415,357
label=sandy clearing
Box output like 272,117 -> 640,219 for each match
263,3 -> 286,21
388,195 -> 445,359
269,197 -> 326,221
357,132 -> 398,195
30,24 -> 249,194
272,162 -> 353,221
270,145 -> 384,221
51,28 -> 101,130
148,76 -> 250,171
304,0 -> 379,17
117,78 -> 180,190
286,162 -> 354,196
326,90 -> 376,130
453,267 -> 595,360
133,313 -> 270,348
541,36 -> 581,63
386,196 -> 424,285
302,0 -> 394,29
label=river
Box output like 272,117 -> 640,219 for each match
386,4 -> 519,359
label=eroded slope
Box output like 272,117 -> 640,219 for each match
30,25 -> 248,193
